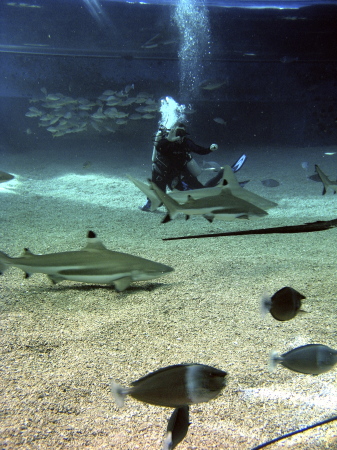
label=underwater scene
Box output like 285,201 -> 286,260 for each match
1,0 -> 337,448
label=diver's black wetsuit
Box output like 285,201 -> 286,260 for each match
152,137 -> 213,192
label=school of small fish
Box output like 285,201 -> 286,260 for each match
25,85 -> 159,137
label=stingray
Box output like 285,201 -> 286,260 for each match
261,179 -> 280,188
0,171 -> 14,183
162,218 -> 337,240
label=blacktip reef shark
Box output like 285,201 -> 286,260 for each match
128,166 -> 277,219
150,180 -> 269,223
315,165 -> 337,195
0,231 -> 174,291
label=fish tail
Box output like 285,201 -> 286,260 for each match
109,379 -> 128,407
0,251 -> 11,274
315,165 -> 333,195
268,351 -> 279,372
162,431 -> 173,450
260,294 -> 271,317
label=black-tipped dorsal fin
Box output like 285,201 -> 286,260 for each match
22,248 -> 34,256
83,230 -> 108,251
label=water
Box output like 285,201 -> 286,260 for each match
173,0 -> 211,101
159,96 -> 186,129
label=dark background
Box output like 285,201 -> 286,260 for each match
1,0 -> 337,151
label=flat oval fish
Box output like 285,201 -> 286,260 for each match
270,344 -> 337,375
261,286 -> 306,321
162,406 -> 190,450
261,178 -> 280,187
0,231 -> 173,292
110,363 -> 227,408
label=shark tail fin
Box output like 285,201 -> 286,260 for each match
0,251 -> 11,274
315,165 -> 333,195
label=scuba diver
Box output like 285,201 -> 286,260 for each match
140,122 -> 246,211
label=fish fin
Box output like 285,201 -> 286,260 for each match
162,214 -> 171,224
24,272 -> 32,279
128,174 -> 162,211
203,214 -> 214,223
22,248 -> 35,256
0,250 -> 10,274
47,274 -> 65,284
114,276 -> 132,292
298,309 -> 308,315
269,351 -> 279,372
162,431 -> 173,450
260,294 -> 271,317
237,214 -> 250,220
109,380 -> 128,407
185,215 -> 190,221
83,231 -> 108,251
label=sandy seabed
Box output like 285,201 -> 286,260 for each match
1,143 -> 337,450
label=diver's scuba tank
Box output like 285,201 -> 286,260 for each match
186,156 -> 202,177
152,126 -> 167,162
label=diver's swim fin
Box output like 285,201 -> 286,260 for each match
231,154 -> 247,173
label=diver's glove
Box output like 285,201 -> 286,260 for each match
167,128 -> 182,142
210,144 -> 218,151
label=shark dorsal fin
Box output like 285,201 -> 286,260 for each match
22,248 -> 35,256
221,166 -> 240,189
83,231 -> 108,251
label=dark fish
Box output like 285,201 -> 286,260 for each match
163,406 -> 190,450
0,171 -> 14,183
110,363 -> 227,407
261,179 -> 280,187
261,286 -> 306,321
270,344 -> 337,375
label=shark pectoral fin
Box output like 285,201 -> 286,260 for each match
237,214 -> 250,220
127,174 -> 161,211
162,214 -> 171,224
48,274 -> 66,284
114,276 -> 132,292
203,214 -> 214,223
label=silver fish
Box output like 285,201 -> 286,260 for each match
270,344 -> 337,375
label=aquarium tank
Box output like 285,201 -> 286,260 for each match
2,1 -> 337,449
1,0 -> 337,150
